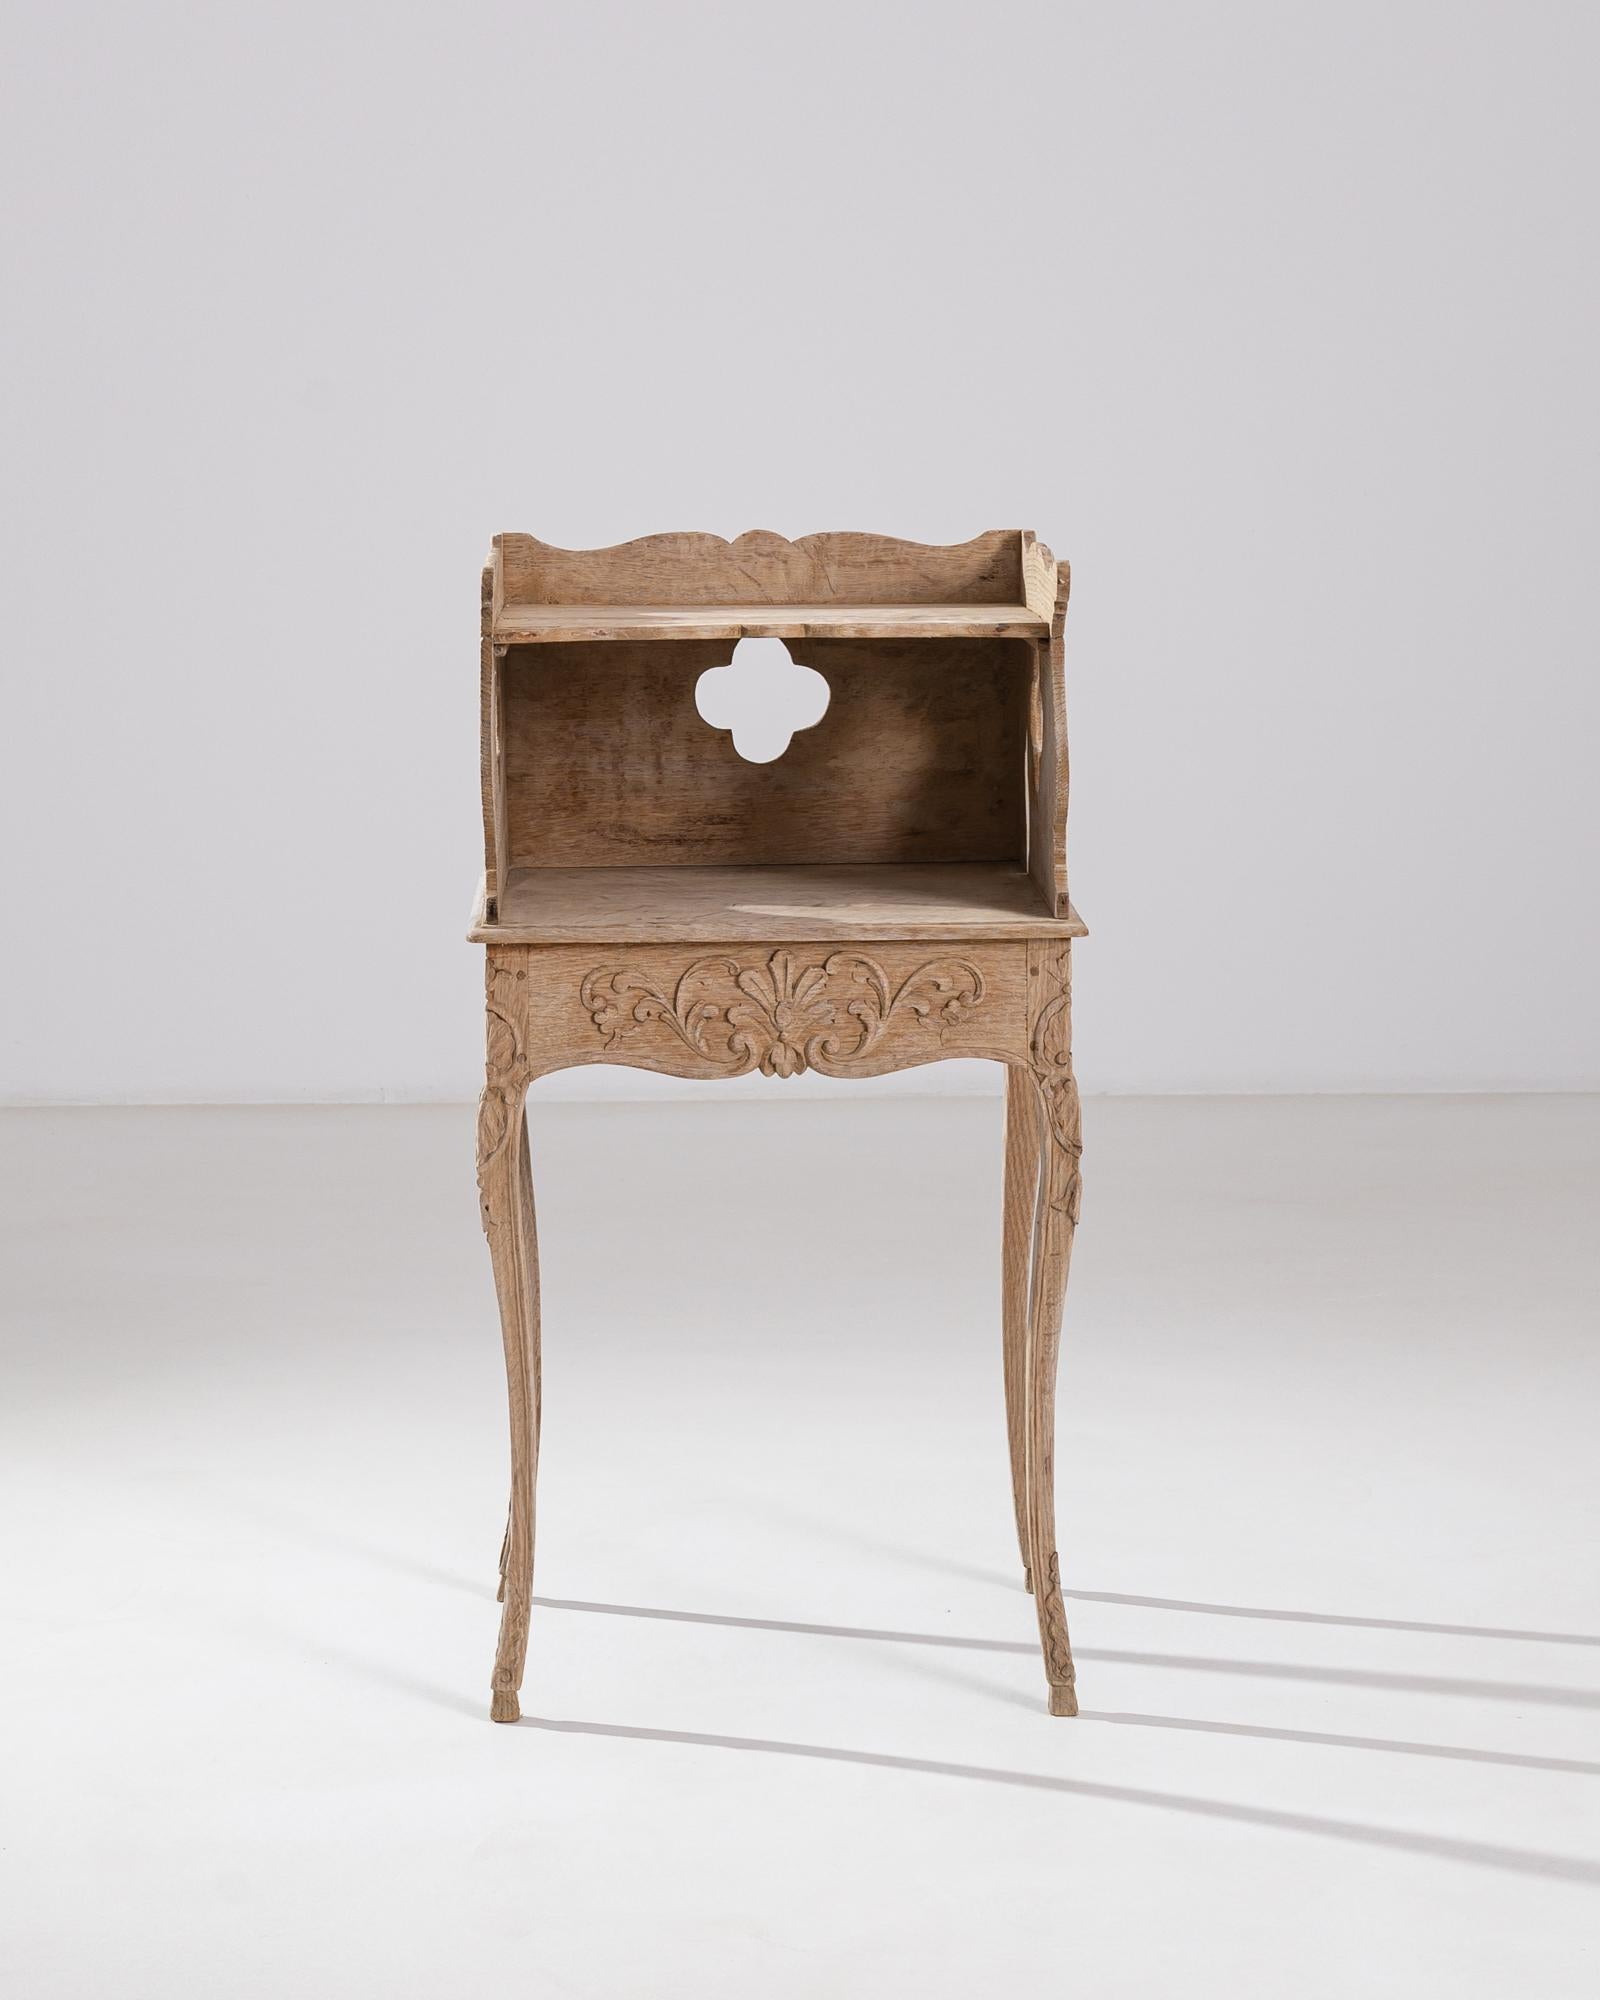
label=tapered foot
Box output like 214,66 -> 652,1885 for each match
491,1688 -> 520,1723
1048,1683 -> 1079,1718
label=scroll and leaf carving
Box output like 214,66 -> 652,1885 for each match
476,971 -> 528,1233
1029,941 -> 1082,1223
579,950 -> 986,1078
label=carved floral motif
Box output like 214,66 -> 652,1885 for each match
579,950 -> 985,1078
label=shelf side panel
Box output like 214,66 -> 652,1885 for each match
1026,557 -> 1071,918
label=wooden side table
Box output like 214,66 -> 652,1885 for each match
470,530 -> 1086,1722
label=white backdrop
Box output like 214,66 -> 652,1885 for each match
3,1 -> 1596,1102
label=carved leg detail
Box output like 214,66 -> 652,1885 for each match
1025,942 -> 1083,1716
1002,1066 -> 1041,1591
479,996 -> 540,1724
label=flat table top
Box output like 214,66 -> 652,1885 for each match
492,602 -> 1048,645
470,863 -> 1086,944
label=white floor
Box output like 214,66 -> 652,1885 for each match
2,1094 -> 1597,1996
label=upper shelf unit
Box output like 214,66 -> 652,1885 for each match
476,528 -> 1075,933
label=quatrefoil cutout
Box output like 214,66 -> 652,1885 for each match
694,638 -> 831,764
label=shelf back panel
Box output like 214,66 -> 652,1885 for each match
497,530 -> 1023,608
503,637 -> 1028,870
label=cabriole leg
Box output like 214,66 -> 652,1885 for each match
479,994 -> 540,1723
1025,942 -> 1084,1716
1002,1065 -> 1042,1590
495,1119 -> 542,1610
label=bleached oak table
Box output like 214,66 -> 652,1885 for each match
471,530 -> 1086,1721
